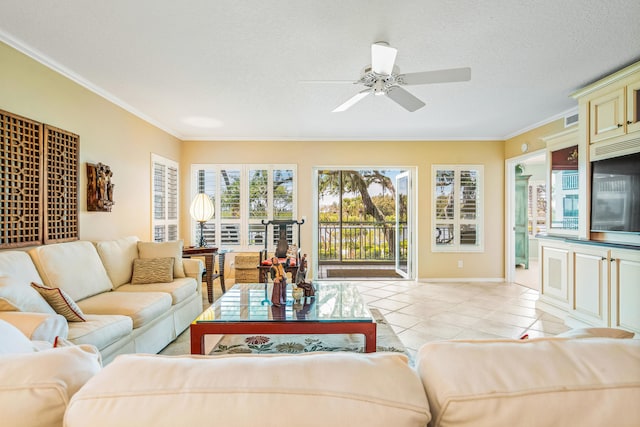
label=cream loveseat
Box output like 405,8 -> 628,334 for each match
0,236 -> 203,364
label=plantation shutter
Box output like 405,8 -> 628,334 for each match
433,165 -> 483,251
220,168 -> 241,246
195,168 -> 217,246
151,154 -> 179,242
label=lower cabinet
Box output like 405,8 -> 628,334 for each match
570,245 -> 609,328
538,238 -> 640,335
611,248 -> 640,334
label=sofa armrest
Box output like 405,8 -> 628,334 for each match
182,258 -> 204,289
0,311 -> 68,342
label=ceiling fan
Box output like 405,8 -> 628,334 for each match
331,42 -> 471,113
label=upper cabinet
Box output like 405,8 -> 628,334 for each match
573,61 -> 640,160
589,77 -> 640,143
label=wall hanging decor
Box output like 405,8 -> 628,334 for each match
86,162 -> 115,212
0,109 -> 79,248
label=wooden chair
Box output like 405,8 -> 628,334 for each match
257,219 -> 304,283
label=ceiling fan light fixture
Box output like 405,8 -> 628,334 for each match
329,42 -> 471,112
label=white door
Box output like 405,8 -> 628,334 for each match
395,171 -> 410,278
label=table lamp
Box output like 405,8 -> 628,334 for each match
189,193 -> 214,247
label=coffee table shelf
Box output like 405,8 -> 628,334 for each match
190,283 -> 377,354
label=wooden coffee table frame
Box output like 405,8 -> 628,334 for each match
190,319 -> 377,354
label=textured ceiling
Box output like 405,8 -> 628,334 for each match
1,0 -> 639,141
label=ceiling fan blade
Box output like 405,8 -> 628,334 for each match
332,89 -> 372,112
371,42 -> 397,75
386,86 -> 426,112
400,67 -> 471,85
298,80 -> 356,84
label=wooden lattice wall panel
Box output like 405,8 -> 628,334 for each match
0,110 -> 44,247
44,125 -> 79,243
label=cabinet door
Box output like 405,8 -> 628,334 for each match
610,249 -> 640,334
590,88 -> 625,143
626,79 -> 640,135
515,175 -> 530,268
540,245 -> 569,306
572,248 -> 609,327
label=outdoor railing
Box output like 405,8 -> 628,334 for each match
318,221 -> 407,262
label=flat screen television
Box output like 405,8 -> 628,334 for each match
590,151 -> 640,234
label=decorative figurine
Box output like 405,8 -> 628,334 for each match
270,256 -> 287,306
295,253 -> 315,298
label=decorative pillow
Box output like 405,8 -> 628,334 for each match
30,283 -> 86,322
137,240 -> 185,278
0,319 -> 37,355
0,276 -> 56,314
556,327 -> 635,339
131,257 -> 175,284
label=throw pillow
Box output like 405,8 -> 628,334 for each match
30,283 -> 86,322
137,240 -> 185,278
0,276 -> 56,314
131,257 -> 175,284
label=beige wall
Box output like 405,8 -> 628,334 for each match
181,140 -> 505,280
0,42 -> 181,241
504,119 -> 565,159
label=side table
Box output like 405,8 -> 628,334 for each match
182,246 -> 224,303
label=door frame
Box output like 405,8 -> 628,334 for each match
395,171 -> 410,278
505,149 -> 546,283
312,166 -> 417,280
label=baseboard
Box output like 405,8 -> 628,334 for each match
417,277 -> 505,283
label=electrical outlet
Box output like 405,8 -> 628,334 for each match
457,260 -> 463,268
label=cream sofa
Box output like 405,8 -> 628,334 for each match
0,237 -> 204,364
1,315 -> 638,427
63,336 -> 640,427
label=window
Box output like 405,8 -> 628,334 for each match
192,165 -> 296,249
432,165 -> 483,251
151,154 -> 179,242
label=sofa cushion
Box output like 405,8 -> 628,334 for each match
416,338 -> 640,427
0,250 -> 45,286
95,236 -> 140,289
556,327 -> 635,339
31,282 -> 86,322
0,344 -> 101,427
65,352 -> 430,427
67,314 -> 133,351
131,257 -> 174,284
0,319 -> 37,355
28,241 -> 113,302
76,291 -> 172,329
137,240 -> 186,278
0,275 -> 56,314
117,277 -> 197,305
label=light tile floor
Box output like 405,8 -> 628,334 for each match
204,278 -> 570,360
351,279 -> 569,360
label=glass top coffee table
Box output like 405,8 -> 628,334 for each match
190,283 -> 377,354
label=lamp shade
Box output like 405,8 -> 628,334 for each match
189,193 -> 214,222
